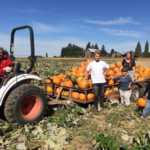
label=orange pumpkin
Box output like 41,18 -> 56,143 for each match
78,72 -> 85,77
46,79 -> 51,83
116,61 -> 122,68
86,59 -> 93,64
104,90 -> 110,96
137,98 -> 147,107
87,93 -> 93,100
56,88 -> 60,94
109,89 -> 113,94
108,79 -> 114,85
116,71 -> 122,76
76,77 -> 83,83
79,93 -> 85,100
113,67 -> 119,72
72,92 -> 79,99
138,77 -> 145,80
64,79 -> 73,87
77,67 -> 85,73
80,62 -> 86,67
78,79 -> 90,89
47,86 -> 53,93
71,67 -> 78,73
53,77 -> 61,84
106,70 -> 114,76
109,64 -> 116,69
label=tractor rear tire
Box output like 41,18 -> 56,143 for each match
130,85 -> 140,102
4,84 -> 47,125
140,82 -> 148,97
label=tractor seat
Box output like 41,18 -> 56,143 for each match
13,62 -> 25,74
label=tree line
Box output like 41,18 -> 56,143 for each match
134,41 -> 149,57
60,41 -> 149,58
60,44 -> 85,57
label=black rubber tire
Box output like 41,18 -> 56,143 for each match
140,82 -> 148,97
130,85 -> 140,102
4,84 -> 47,125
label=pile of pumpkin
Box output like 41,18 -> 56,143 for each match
45,60 -> 150,99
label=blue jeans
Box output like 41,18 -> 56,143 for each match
141,99 -> 150,118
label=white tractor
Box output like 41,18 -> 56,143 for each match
0,26 -> 47,125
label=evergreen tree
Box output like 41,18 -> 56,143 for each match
100,45 -> 108,56
60,44 -> 84,57
94,43 -> 99,50
143,40 -> 149,57
45,53 -> 48,58
68,43 -> 72,47
110,49 -> 115,55
86,42 -> 91,50
91,44 -> 94,48
134,41 -> 142,57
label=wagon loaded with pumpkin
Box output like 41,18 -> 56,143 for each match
44,59 -> 150,105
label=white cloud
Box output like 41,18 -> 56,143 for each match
84,17 -> 140,25
32,22 -> 70,33
99,28 -> 148,38
12,8 -> 42,13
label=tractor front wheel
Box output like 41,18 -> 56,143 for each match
4,84 -> 47,125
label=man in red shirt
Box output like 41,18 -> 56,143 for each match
0,47 -> 13,76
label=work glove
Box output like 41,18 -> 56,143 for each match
3,66 -> 12,72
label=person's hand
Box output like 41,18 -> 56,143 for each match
143,96 -> 146,99
3,66 -> 12,72
128,84 -> 131,89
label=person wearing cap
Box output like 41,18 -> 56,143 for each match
113,67 -> 133,108
84,50 -> 110,113
0,47 -> 13,76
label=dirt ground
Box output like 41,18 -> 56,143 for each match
135,60 -> 150,68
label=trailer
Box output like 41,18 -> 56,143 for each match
44,78 -> 150,105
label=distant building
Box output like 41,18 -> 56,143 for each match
85,48 -> 98,57
112,52 -> 124,58
112,50 -> 135,58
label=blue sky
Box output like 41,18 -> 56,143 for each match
0,0 -> 150,57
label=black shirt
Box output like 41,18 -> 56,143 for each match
122,59 -> 136,71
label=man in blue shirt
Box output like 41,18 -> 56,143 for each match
113,68 -> 132,108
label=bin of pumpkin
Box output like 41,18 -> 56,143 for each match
71,79 -> 94,102
45,78 -> 54,95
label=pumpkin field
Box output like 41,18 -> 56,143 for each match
1,58 -> 150,150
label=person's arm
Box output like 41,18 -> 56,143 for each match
84,71 -> 88,80
103,62 -> 110,76
84,63 -> 91,80
113,76 -> 120,81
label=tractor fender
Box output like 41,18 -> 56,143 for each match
0,74 -> 42,106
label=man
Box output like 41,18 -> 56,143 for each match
84,50 -> 110,113
141,82 -> 150,118
0,47 -> 13,76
